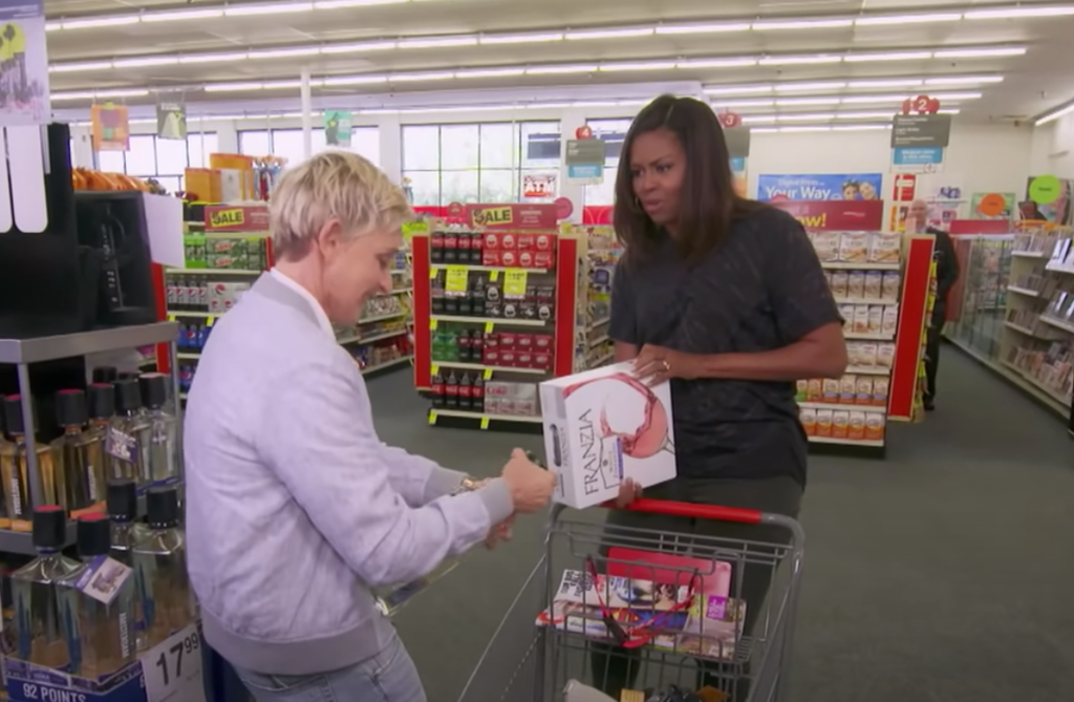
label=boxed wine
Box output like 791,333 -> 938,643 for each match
540,362 -> 677,509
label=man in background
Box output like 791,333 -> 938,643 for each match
908,199 -> 961,411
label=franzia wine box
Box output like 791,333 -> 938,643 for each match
539,362 -> 677,509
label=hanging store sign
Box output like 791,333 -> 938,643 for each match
523,173 -> 557,199
565,138 -> 606,185
324,110 -> 353,147
891,114 -> 952,148
0,0 -> 48,126
156,101 -> 187,140
892,146 -> 944,173
91,103 -> 130,151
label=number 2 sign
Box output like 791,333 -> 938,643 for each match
901,95 -> 941,115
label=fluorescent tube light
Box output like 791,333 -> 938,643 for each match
933,47 -> 1026,58
830,124 -> 892,131
314,0 -> 408,7
841,93 -> 920,104
855,12 -> 962,26
775,81 -> 847,92
750,127 -> 780,133
45,22 -> 61,31
704,85 -> 773,96
397,36 -> 478,49
49,61 -> 112,73
389,71 -> 457,82
779,113 -> 837,122
565,27 -> 653,40
142,9 -> 224,22
178,52 -> 249,64
656,22 -> 752,34
834,111 -> 896,120
678,58 -> 758,69
847,79 -> 924,89
248,47 -> 322,59
1036,102 -> 1074,126
599,61 -> 677,72
752,18 -> 853,30
454,67 -> 527,79
776,98 -> 840,107
322,75 -> 389,86
965,6 -> 1074,20
112,56 -> 178,69
741,116 -> 778,124
712,99 -> 775,108
204,83 -> 267,92
52,89 -> 149,101
319,41 -> 397,54
525,64 -> 598,75
929,91 -> 982,100
260,80 -> 306,89
845,51 -> 932,62
925,75 -> 1003,85
759,55 -> 842,66
778,126 -> 835,132
480,32 -> 564,44
61,16 -> 139,29
223,2 -> 314,16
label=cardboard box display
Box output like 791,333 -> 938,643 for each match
540,362 -> 677,509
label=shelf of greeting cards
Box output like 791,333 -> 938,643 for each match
1039,315 -> 1074,335
1000,360 -> 1072,410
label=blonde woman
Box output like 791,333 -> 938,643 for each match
183,152 -> 556,702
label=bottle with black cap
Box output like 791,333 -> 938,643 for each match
107,479 -> 148,650
49,389 -> 102,514
11,505 -> 81,668
133,487 -> 192,648
107,379 -> 151,485
87,383 -> 118,481
138,373 -> 179,484
1,395 -> 54,524
57,514 -> 137,678
90,366 -> 118,385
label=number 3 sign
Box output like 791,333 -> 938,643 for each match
901,95 -> 941,115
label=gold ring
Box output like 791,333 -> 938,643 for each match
662,359 -> 671,372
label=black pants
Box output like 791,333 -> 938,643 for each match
925,321 -> 942,403
588,476 -> 802,700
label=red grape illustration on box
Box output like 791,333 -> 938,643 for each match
562,372 -> 675,495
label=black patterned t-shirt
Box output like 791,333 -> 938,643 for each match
608,206 -> 841,485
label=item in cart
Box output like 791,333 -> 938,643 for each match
881,271 -> 901,300
11,506 -> 82,668
839,232 -> 869,263
868,232 -> 901,263
2,396 -> 50,524
540,362 -> 677,509
133,487 -> 193,649
57,514 -> 137,678
50,390 -> 104,515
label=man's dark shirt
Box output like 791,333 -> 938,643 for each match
926,225 -> 960,324
608,207 -> 841,486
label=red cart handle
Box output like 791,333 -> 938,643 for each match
602,498 -> 764,525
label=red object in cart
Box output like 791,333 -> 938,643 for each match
456,499 -> 806,702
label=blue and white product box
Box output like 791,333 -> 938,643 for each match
540,362 -> 677,509
5,623 -> 206,702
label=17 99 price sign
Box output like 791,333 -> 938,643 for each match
143,626 -> 207,702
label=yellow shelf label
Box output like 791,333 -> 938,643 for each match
430,319 -> 438,330
504,269 -> 528,297
445,266 -> 469,293
428,410 -> 438,425
480,416 -> 490,430
167,314 -> 176,322
205,316 -> 215,327
483,368 -> 493,380
484,322 -> 494,334
431,365 -> 440,376
489,270 -> 500,282
402,221 -> 430,239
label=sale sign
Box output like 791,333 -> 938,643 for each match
768,200 -> 885,232
466,203 -> 557,229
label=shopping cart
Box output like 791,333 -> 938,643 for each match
457,499 -> 805,702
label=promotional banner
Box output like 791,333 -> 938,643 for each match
970,192 -> 1016,220
730,157 -> 747,198
757,174 -> 883,202
892,146 -> 944,173
768,200 -> 884,231
324,110 -> 352,147
1024,176 -> 1074,225
156,101 -> 186,140
91,103 -> 130,151
0,0 -> 49,126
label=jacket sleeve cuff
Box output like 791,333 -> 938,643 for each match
476,478 -> 514,527
422,467 -> 469,504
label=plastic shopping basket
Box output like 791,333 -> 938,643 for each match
456,499 -> 805,702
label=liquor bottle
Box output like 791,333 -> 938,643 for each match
58,514 -> 137,678
108,380 -> 151,485
11,506 -> 81,668
2,395 -> 52,522
49,389 -> 103,514
91,367 -> 118,385
107,479 -> 149,651
138,374 -> 179,485
133,488 -> 193,648
87,383 -> 119,482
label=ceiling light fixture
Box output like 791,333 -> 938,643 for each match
1035,100 -> 1074,126
965,5 -> 1074,20
854,12 -> 962,26
759,55 -> 843,66
775,98 -> 841,107
925,75 -> 1004,85
752,18 -> 853,30
140,9 -> 224,22
51,88 -> 149,101
677,58 -> 759,69
599,61 -> 678,72
319,41 -> 397,54
223,2 -> 314,16
111,56 -> 178,69
704,75 -> 1001,96
933,47 -> 1027,58
706,85 -> 772,96
178,52 -> 249,64
844,51 -> 933,62
655,22 -> 751,34
397,35 -> 478,48
479,32 -> 564,44
565,27 -> 653,40
525,64 -> 599,75
775,81 -> 847,92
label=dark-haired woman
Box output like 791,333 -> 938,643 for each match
593,95 -> 847,698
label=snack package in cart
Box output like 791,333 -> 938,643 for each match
540,362 -> 677,509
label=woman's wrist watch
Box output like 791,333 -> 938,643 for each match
451,477 -> 489,495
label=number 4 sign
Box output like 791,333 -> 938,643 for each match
142,624 -> 207,702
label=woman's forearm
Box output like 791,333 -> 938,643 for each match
696,338 -> 847,381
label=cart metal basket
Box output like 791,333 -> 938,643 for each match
457,499 -> 805,702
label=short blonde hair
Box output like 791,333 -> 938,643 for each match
269,150 -> 412,260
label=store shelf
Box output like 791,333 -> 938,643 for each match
1010,250 -> 1048,259
391,269 -> 408,276
832,298 -> 898,306
176,352 -> 201,360
808,436 -> 885,447
587,317 -> 611,330
589,334 -> 610,347
381,288 -> 413,297
170,311 -> 218,319
844,332 -> 895,341
1001,360 -> 1072,408
845,365 -> 891,375
429,409 -> 543,424
342,329 -> 408,345
821,261 -> 901,270
166,268 -> 261,276
948,336 -> 1068,418
798,402 -> 886,413
360,311 -> 408,324
1044,263 -> 1074,275
1004,321 -> 1050,338
362,355 -> 413,375
590,351 -> 614,366
1039,315 -> 1074,335
1006,285 -> 1041,298
432,361 -> 548,375
431,315 -> 548,327
431,264 -> 550,274
0,322 -> 179,364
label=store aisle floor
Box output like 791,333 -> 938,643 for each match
367,345 -> 1074,702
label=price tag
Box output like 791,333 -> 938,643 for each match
429,267 -> 438,279
489,270 -> 500,282
428,410 -> 438,425
484,322 -> 494,334
480,416 -> 490,430
431,365 -> 440,376
445,266 -> 469,293
205,316 -> 214,327
483,368 -> 493,380
402,220 -> 429,239
142,624 -> 207,702
430,319 -> 438,330
105,427 -> 138,463
167,314 -> 176,322
74,555 -> 133,606
504,269 -> 528,297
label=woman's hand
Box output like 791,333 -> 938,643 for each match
633,344 -> 702,385
485,515 -> 515,550
615,478 -> 643,508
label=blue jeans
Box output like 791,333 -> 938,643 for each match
232,633 -> 426,702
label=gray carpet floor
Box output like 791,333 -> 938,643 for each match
368,343 -> 1074,702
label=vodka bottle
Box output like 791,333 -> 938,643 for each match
1,395 -> 52,522
138,374 -> 179,485
108,380 -> 151,485
50,389 -> 104,514
107,479 -> 149,651
86,383 -> 119,483
133,488 -> 193,648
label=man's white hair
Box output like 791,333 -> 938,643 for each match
270,150 -> 412,260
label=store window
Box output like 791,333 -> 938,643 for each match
401,121 -> 561,206
91,132 -> 220,195
237,127 -> 380,169
584,119 -> 632,207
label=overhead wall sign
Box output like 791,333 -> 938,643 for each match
757,173 -> 883,202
